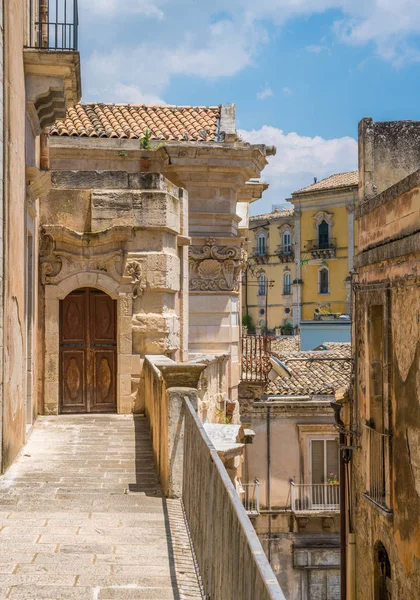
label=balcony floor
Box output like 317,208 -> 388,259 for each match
0,415 -> 203,599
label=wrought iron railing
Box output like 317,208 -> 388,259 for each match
27,0 -> 78,50
291,482 -> 340,513
241,334 -> 273,382
237,479 -> 260,516
305,238 -> 337,251
366,425 -> 389,508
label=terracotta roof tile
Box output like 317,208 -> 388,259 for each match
267,344 -> 352,396
50,103 -> 221,142
249,207 -> 294,222
293,171 -> 358,195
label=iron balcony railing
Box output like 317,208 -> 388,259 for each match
27,0 -> 78,50
305,238 -> 337,251
241,334 -> 273,382
291,482 -> 340,513
366,425 -> 389,509
237,479 -> 260,516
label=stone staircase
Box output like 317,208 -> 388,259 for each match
0,415 -> 203,599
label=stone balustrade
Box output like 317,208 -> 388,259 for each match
143,355 -> 286,600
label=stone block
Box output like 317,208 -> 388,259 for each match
51,170 -> 128,190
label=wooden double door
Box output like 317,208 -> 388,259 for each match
60,288 -> 117,413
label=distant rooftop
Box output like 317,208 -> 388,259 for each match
293,171 -> 358,195
249,207 -> 294,223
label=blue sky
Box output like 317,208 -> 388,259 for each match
78,0 -> 420,214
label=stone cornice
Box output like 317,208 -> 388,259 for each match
356,168 -> 420,218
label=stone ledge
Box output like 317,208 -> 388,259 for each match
356,168 -> 420,218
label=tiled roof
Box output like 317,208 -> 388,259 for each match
249,207 -> 294,223
49,103 -> 221,142
271,336 -> 300,354
293,171 -> 358,195
267,344 -> 352,396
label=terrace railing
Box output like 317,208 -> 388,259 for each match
27,0 -> 78,51
237,479 -> 260,516
291,482 -> 340,513
241,334 -> 273,382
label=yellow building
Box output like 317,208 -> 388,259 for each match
243,171 -> 358,331
290,171 -> 358,322
244,207 -> 296,332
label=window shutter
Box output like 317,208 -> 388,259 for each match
327,440 -> 339,482
311,440 -> 325,484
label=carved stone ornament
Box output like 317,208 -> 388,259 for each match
189,238 -> 246,292
124,259 -> 146,298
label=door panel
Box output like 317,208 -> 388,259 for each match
60,288 -> 117,413
61,350 -> 85,410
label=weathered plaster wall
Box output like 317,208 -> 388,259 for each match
2,0 -> 27,469
353,161 -> 420,598
359,118 -> 420,200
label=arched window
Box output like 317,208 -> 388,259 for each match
283,230 -> 292,254
258,273 -> 267,296
257,233 -> 266,256
283,272 -> 291,295
319,267 -> 329,294
374,541 -> 392,600
318,220 -> 329,249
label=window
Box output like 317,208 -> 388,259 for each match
283,272 -> 291,295
258,274 -> 267,296
311,438 -> 339,507
319,267 -> 329,294
318,219 -> 329,249
282,230 -> 292,254
257,234 -> 266,256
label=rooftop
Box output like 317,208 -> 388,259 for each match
267,343 -> 352,396
293,171 -> 358,195
49,103 -> 221,142
249,207 -> 294,223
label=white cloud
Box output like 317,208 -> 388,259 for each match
239,125 -> 358,213
112,84 -> 166,105
257,86 -> 274,100
282,87 -> 293,96
82,0 -> 166,19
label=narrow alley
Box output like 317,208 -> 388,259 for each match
0,415 -> 203,600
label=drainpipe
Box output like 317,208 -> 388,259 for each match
267,405 -> 271,563
265,279 -> 269,333
340,431 -> 346,600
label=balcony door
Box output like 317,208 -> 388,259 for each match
318,220 -> 329,249
310,438 -> 339,507
60,288 -> 117,413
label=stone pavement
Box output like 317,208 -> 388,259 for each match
0,415 -> 203,599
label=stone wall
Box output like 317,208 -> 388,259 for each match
352,147 -> 420,598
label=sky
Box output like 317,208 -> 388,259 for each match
78,0 -> 420,215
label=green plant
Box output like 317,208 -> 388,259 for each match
327,472 -> 339,485
281,323 -> 294,335
140,128 -> 166,151
242,314 -> 253,329
214,406 -> 232,424
118,150 -> 127,158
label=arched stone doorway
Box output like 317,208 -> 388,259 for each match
60,288 -> 117,413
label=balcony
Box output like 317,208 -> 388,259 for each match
237,479 -> 260,516
24,0 -> 81,134
27,0 -> 78,50
291,482 -> 340,514
305,238 -> 337,259
277,245 -> 294,263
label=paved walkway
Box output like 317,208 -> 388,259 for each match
0,415 -> 203,600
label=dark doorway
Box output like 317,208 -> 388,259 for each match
318,219 -> 330,249
60,288 -> 117,413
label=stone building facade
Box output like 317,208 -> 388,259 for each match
344,119 -> 420,599
240,339 -> 351,599
244,172 -> 358,333
31,102 -> 272,426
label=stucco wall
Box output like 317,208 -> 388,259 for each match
2,0 -> 27,469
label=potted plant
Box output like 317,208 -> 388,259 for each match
242,314 -> 253,336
